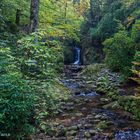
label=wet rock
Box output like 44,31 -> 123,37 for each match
71,116 -> 76,120
94,114 -> 102,119
89,130 -> 97,136
115,129 -> 140,140
77,102 -> 83,106
75,113 -> 83,117
77,124 -> 82,129
66,102 -> 74,106
118,89 -> 126,96
84,131 -> 91,138
93,119 -> 101,123
62,113 -> 69,118
34,66 -> 140,140
86,115 -> 93,120
68,125 -> 78,131
100,98 -> 111,102
67,136 -> 75,140
67,130 -> 77,136
46,128 -> 57,137
84,98 -> 90,102
57,125 -> 67,137
85,123 -> 93,129
103,101 -> 121,110
63,106 -> 74,111
81,107 -> 87,111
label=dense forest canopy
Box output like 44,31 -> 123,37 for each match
0,0 -> 140,139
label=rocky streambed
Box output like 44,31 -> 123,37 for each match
34,65 -> 140,140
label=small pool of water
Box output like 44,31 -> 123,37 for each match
115,129 -> 140,140
74,91 -> 100,97
61,79 -> 79,89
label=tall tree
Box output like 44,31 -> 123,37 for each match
15,9 -> 21,26
30,0 -> 40,32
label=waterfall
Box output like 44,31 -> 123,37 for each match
74,47 -> 80,65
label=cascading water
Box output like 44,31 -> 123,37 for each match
74,47 -> 80,65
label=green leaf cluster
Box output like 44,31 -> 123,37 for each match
103,31 -> 135,79
16,32 -> 64,79
0,47 -> 35,139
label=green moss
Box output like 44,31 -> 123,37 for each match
118,96 -> 140,120
96,121 -> 109,130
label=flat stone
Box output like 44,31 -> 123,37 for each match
93,119 -> 101,123
71,116 -> 76,120
77,124 -> 82,129
62,113 -> 68,117
86,115 -> 93,119
85,123 -> 93,129
67,102 -> 74,106
89,130 -> 97,135
75,113 -> 83,117
68,126 -> 78,131
67,130 -> 77,136
103,101 -> 120,110
100,98 -> 110,102
84,131 -> 91,138
81,107 -> 87,111
94,115 -> 102,119
57,126 -> 67,137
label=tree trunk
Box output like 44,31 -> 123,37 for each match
30,0 -> 39,33
64,0 -> 68,24
15,9 -> 21,26
90,0 -> 95,26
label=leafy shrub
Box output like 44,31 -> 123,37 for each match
96,75 -> 119,98
91,13 -> 122,41
0,47 -> 35,139
81,64 -> 105,76
63,46 -> 74,64
119,96 -> 140,120
103,31 -> 135,79
16,32 -> 64,79
131,20 -> 140,43
131,51 -> 140,95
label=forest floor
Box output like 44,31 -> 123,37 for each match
33,65 -> 140,140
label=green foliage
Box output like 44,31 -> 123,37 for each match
0,0 -> 29,25
81,0 -> 140,66
17,32 -> 64,78
91,14 -> 122,41
96,75 -> 119,99
82,47 -> 104,64
96,76 -> 111,93
81,64 -> 105,76
103,31 -> 135,79
131,51 -> 140,96
0,44 -> 67,139
0,47 -> 35,139
119,96 -> 140,120
63,46 -> 74,64
39,0 -> 88,43
96,121 -> 109,130
131,20 -> 140,43
33,80 -> 69,128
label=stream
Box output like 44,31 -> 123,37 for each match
34,65 -> 140,140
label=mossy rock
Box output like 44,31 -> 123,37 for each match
84,131 -> 91,138
96,121 -> 109,130
103,101 -> 122,110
